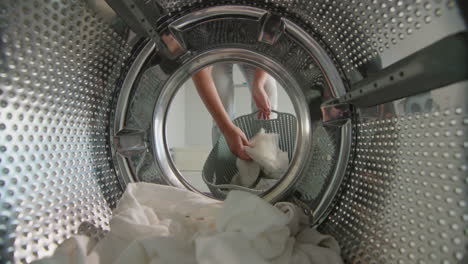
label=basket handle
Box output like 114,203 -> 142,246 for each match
250,110 -> 281,120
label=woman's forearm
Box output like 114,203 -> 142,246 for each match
253,68 -> 268,90
192,67 -> 234,132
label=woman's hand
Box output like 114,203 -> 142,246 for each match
223,125 -> 252,161
252,84 -> 271,120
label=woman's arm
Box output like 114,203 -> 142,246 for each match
192,67 -> 252,160
192,67 -> 232,134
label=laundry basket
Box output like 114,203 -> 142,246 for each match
202,111 -> 297,198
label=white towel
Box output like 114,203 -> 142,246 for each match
34,183 -> 343,264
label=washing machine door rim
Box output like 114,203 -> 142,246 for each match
109,4 -> 352,224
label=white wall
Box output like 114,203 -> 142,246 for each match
166,86 -> 186,148
184,81 -> 213,146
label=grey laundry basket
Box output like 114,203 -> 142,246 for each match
202,111 -> 297,199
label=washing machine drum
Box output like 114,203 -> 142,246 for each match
0,0 -> 467,263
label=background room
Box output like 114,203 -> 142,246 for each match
166,64 -> 296,192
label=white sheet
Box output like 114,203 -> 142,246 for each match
35,183 -> 343,264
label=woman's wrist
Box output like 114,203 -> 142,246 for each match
253,80 -> 265,91
218,119 -> 235,134
253,68 -> 267,90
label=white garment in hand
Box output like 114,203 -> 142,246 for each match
244,128 -> 289,179
233,129 -> 288,188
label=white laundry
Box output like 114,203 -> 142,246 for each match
34,183 -> 221,264
291,228 -> 344,264
254,178 -> 278,191
274,202 -> 310,236
203,190 -> 291,262
233,129 -> 289,189
34,183 -> 343,264
33,235 -> 99,264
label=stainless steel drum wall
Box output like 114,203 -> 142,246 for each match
0,1 -> 130,262
320,82 -> 468,264
0,0 -> 467,263
156,0 -> 466,78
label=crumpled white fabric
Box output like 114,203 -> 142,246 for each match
254,178 -> 278,191
291,228 -> 344,264
34,183 -> 221,264
233,129 -> 289,188
234,158 -> 261,187
245,128 -> 289,179
34,183 -> 343,264
33,235 -> 99,264
274,202 -> 310,236
204,190 -> 291,261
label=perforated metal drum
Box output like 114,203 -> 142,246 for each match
0,0 -> 467,263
